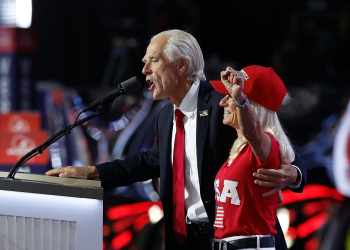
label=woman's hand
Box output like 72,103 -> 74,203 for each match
220,66 -> 246,104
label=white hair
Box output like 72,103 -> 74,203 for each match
228,99 -> 295,165
151,29 -> 206,82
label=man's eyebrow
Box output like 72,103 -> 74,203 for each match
142,55 -> 158,63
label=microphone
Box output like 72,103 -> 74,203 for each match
82,76 -> 141,112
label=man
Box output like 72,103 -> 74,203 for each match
46,30 -> 306,250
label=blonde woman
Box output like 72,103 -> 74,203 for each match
210,65 -> 295,250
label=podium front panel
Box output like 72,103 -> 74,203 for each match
0,172 -> 103,250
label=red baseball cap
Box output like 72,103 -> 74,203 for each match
210,65 -> 287,112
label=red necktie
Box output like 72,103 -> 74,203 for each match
173,109 -> 187,246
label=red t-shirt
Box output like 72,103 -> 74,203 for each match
214,132 -> 280,239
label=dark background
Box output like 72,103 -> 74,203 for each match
32,0 -> 349,85
28,1 -> 350,249
31,0 -> 350,149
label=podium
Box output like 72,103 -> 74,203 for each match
0,171 -> 103,250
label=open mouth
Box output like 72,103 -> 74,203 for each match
148,81 -> 154,91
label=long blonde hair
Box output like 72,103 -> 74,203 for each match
228,99 -> 295,165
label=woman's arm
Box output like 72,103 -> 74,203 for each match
221,66 -> 271,162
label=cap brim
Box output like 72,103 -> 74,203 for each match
209,81 -> 230,95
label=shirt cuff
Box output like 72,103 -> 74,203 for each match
288,165 -> 302,188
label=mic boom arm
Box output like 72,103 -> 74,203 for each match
7,76 -> 141,179
82,76 -> 141,112
7,107 -> 110,179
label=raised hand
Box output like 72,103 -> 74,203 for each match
220,66 -> 246,104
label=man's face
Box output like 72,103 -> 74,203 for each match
142,35 -> 180,101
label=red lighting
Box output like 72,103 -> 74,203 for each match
296,212 -> 328,238
107,201 -> 162,220
286,227 -> 296,241
305,237 -> 319,250
302,199 -> 331,217
129,245 -> 137,250
280,185 -> 345,205
288,209 -> 297,223
105,201 -> 163,249
133,213 -> 150,232
112,214 -> 141,234
112,230 -> 133,250
103,224 -> 111,237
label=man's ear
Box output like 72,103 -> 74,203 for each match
178,58 -> 188,74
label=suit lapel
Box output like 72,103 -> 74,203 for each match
159,104 -> 174,198
196,82 -> 211,185
160,104 -> 174,156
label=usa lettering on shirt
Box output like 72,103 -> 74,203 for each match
214,179 -> 241,228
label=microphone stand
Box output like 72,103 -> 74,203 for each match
7,105 -> 111,179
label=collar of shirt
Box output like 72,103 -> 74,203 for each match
173,80 -> 200,118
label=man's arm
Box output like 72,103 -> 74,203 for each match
46,110 -> 163,190
253,163 -> 299,197
46,151 -> 161,190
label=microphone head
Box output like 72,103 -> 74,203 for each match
120,76 -> 141,94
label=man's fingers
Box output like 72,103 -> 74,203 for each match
253,173 -> 277,183
254,179 -> 277,188
254,178 -> 283,197
253,170 -> 285,182
254,167 -> 296,197
256,168 -> 284,177
60,167 -> 73,177
46,166 -> 80,178
45,168 -> 66,176
254,170 -> 288,187
262,187 -> 280,197
45,166 -> 97,179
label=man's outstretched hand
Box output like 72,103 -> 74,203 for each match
45,166 -> 99,179
253,163 -> 297,197
253,151 -> 298,197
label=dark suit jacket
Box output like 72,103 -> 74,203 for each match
96,81 -> 306,250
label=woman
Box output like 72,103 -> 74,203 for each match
210,65 -> 295,250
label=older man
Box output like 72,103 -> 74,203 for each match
46,30 -> 306,250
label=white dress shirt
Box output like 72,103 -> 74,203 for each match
171,81 -> 209,224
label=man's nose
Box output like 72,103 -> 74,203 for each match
142,63 -> 152,75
